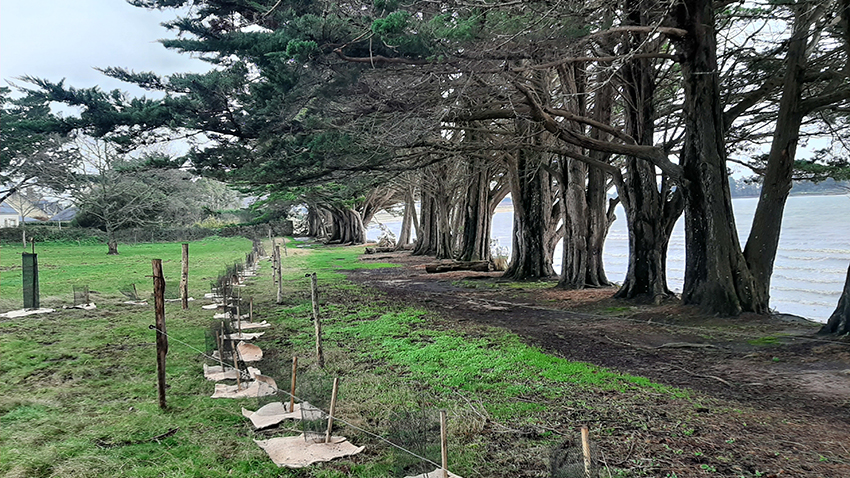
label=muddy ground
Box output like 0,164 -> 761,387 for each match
349,251 -> 850,477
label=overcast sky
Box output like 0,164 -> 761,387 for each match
1,0 -> 210,98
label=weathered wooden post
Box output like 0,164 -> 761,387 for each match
325,377 -> 339,443
281,235 -> 287,257
180,243 -> 189,310
276,244 -> 283,304
217,323 -> 226,373
440,410 -> 448,478
152,259 -> 168,410
307,272 -> 324,368
581,425 -> 592,478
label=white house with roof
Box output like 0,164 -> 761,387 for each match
0,202 -> 20,227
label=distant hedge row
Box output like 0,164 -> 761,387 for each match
0,221 -> 293,245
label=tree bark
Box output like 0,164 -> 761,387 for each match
616,16 -> 684,300
819,263 -> 850,335
395,196 -> 414,250
556,62 -> 613,289
306,204 -> 324,237
326,206 -> 365,245
585,165 -> 613,286
743,6 -> 812,309
673,0 -> 765,315
413,187 -> 438,256
457,156 -> 494,262
106,224 -> 119,255
433,164 -> 455,260
503,117 -> 557,280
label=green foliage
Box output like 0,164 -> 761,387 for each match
371,11 -> 411,35
284,39 -> 318,61
429,13 -> 480,41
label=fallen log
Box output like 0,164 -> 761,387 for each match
425,261 -> 492,273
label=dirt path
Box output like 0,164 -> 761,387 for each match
347,252 -> 850,476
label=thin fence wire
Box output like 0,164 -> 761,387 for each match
151,326 -> 446,472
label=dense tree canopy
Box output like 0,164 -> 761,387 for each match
16,0 -> 850,322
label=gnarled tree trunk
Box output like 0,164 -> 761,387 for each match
743,5 -> 815,309
326,206 -> 365,245
457,156 -> 494,262
503,117 -> 557,280
106,224 -> 119,255
413,187 -> 438,256
556,62 -> 613,289
819,263 -> 850,335
673,0 -> 765,315
306,204 -> 325,238
615,1 -> 683,301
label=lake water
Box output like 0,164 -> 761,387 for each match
368,194 -> 850,323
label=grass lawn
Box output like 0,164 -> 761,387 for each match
1,238 -> 695,478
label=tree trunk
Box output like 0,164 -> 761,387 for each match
556,62 -> 613,289
307,205 -> 324,237
413,188 -> 438,256
503,117 -> 557,280
457,157 -> 493,262
396,197 -> 414,249
819,263 -> 850,335
615,0 -> 683,301
673,0 -> 765,315
743,6 -> 810,309
616,160 -> 683,301
326,206 -> 365,245
433,165 -> 455,260
585,166 -> 612,287
560,156 -> 590,288
106,224 -> 119,255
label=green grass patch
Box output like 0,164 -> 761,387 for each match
0,237 -> 253,309
1,239 -> 690,478
747,335 -> 782,346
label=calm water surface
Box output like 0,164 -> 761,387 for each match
369,194 -> 850,323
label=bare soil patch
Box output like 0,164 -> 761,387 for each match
348,251 -> 850,477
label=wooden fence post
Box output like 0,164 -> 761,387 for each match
180,243 -> 189,310
581,425 -> 592,478
152,259 -> 168,410
440,410 -> 448,478
325,377 -> 339,443
290,356 -> 298,412
276,244 -> 283,304
307,272 -> 324,368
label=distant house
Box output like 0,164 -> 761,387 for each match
2,193 -> 49,223
50,207 -> 77,223
1,202 -> 20,227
